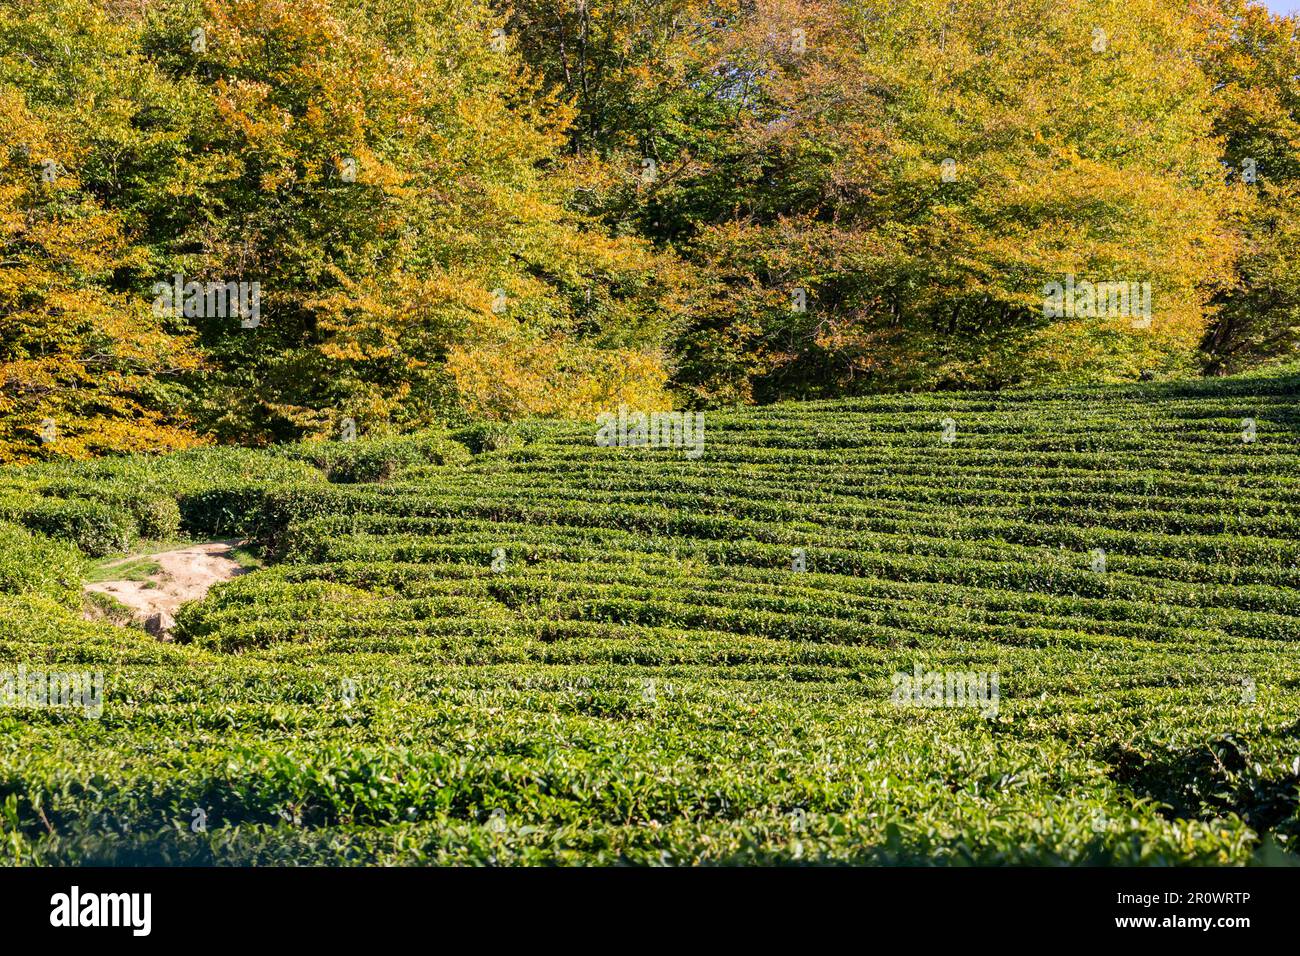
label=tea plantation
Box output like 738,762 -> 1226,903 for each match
1,369 -> 1299,865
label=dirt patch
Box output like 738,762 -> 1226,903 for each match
85,540 -> 250,636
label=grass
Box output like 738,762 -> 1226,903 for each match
0,368 -> 1298,865
84,556 -> 163,585
227,542 -> 266,572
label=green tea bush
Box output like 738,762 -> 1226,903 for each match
0,521 -> 84,606
453,421 -> 546,455
3,496 -> 136,556
131,494 -> 183,540
282,431 -> 472,483
178,486 -> 275,539
1,369 -> 1300,864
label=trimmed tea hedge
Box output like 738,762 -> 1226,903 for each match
0,377 -> 1298,865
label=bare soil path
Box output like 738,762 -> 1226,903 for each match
85,540 -> 250,635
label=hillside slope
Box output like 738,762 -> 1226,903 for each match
0,370 -> 1298,864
